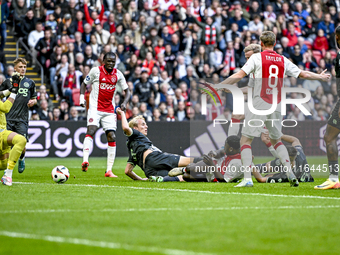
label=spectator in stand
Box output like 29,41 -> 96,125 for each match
317,13 -> 335,39
35,27 -> 58,72
13,0 -> 28,35
176,101 -> 186,121
294,2 -> 309,21
59,99 -> 69,120
83,45 -> 98,67
68,106 -> 85,121
139,38 -> 155,60
290,45 -> 303,66
113,24 -> 125,45
21,9 -> 37,45
134,70 -> 157,103
313,29 -> 329,56
45,13 -> 58,35
248,15 -> 264,36
283,22 -> 299,47
73,11 -> 86,33
310,3 -> 323,25
281,37 -> 293,58
60,64 -> 82,106
28,22 -> 44,68
51,107 -> 62,121
95,20 -> 110,45
83,23 -> 94,45
49,46 -> 63,98
83,0 -> 104,27
5,65 -> 14,79
103,12 -> 116,33
58,14 -> 76,39
142,52 -> 156,75
114,2 -> 126,24
152,108 -> 162,121
75,52 -> 85,71
74,32 -> 86,54
139,102 -> 153,122
90,34 -> 102,56
38,99 -> 52,120
0,0 -> 9,51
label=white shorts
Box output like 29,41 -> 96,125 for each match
87,108 -> 117,131
242,111 -> 282,140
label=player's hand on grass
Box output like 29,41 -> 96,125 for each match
141,178 -> 148,181
120,103 -> 127,112
203,154 -> 214,166
319,69 -> 331,82
208,150 -> 217,158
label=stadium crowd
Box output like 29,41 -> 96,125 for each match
1,0 -> 340,121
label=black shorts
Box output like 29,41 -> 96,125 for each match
328,100 -> 340,129
7,120 -> 29,141
144,151 -> 180,177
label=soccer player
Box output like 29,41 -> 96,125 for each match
116,107 -> 199,181
80,52 -> 130,177
314,26 -> 340,190
214,31 -> 330,187
0,74 -> 27,186
169,136 -> 243,183
253,134 -> 314,183
0,58 -> 37,173
228,44 -> 279,159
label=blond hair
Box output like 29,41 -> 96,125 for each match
243,44 -> 261,53
260,31 -> 276,47
13,58 -> 27,67
128,115 -> 144,128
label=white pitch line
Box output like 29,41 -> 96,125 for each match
0,231 -> 214,255
14,182 -> 340,201
2,205 -> 340,214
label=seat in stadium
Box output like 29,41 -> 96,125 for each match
330,50 -> 337,59
72,88 -> 80,106
304,40 -> 312,49
312,50 -> 322,65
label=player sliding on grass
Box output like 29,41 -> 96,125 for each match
212,31 -> 330,187
314,25 -> 340,190
253,134 -> 314,183
80,52 -> 130,177
116,108 -> 200,181
168,136 -> 243,183
0,73 -> 27,186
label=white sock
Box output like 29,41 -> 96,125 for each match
83,136 -> 93,163
4,169 -> 13,178
329,175 -> 339,182
241,145 -> 253,180
266,143 -> 279,158
19,157 -> 25,161
274,142 -> 292,174
107,143 -> 116,172
228,118 -> 242,136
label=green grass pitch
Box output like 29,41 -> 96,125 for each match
0,156 -> 339,255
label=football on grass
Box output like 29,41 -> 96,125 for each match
51,166 -> 70,183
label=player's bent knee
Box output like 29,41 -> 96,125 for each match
106,130 -> 116,142
12,134 -> 27,148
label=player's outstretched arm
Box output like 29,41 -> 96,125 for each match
116,107 -> 132,136
251,166 -> 267,183
219,70 -> 247,86
121,88 -> 130,111
299,69 -> 331,81
0,82 -> 19,113
281,134 -> 301,147
124,163 -> 148,181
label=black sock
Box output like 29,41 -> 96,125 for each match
163,176 -> 180,182
255,163 -> 268,173
193,157 -> 203,163
329,161 -> 339,176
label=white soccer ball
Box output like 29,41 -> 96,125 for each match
51,165 -> 70,183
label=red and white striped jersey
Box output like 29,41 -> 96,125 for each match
241,50 -> 301,109
84,66 -> 128,113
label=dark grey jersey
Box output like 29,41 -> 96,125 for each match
4,77 -> 37,122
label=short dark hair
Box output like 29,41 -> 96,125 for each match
103,52 -> 116,60
286,145 -> 297,157
226,136 -> 241,150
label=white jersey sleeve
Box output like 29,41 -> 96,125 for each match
241,54 -> 257,75
84,67 -> 99,85
283,57 -> 301,78
116,69 -> 128,91
223,159 -> 243,183
248,74 -> 255,88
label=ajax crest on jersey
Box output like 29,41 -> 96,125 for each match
111,76 -> 117,83
51,165 -> 70,183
